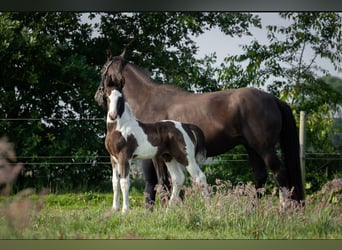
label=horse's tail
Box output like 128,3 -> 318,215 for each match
188,124 -> 207,164
277,99 -> 305,203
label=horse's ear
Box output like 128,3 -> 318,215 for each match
120,49 -> 126,59
106,49 -> 113,61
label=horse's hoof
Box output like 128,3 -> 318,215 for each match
121,207 -> 130,213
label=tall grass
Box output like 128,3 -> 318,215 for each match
0,179 -> 341,239
1,136 -> 341,239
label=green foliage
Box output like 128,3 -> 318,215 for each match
325,75 -> 342,94
220,13 -> 342,94
0,13 -> 106,192
218,12 -> 342,192
203,145 -> 252,186
0,12 -> 261,192
1,12 -> 341,194
94,12 -> 260,91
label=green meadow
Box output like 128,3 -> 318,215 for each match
0,180 -> 341,239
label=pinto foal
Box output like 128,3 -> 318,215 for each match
104,87 -> 209,212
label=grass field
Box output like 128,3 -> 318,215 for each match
0,180 -> 341,239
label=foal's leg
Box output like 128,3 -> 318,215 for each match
110,157 -> 120,211
120,175 -> 130,213
118,157 -> 131,213
185,157 -> 210,203
164,159 -> 185,206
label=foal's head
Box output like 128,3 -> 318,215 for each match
106,87 -> 125,122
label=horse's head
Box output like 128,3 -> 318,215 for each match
95,50 -> 127,107
105,87 -> 125,122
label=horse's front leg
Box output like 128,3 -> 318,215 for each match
119,156 -> 131,213
110,157 -> 120,211
120,176 -> 130,213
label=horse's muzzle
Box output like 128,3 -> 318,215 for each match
108,112 -> 117,121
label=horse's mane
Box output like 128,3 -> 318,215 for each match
126,60 -> 189,95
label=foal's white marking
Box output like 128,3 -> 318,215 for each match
107,89 -> 209,212
164,159 -> 185,204
107,90 -> 158,159
164,120 -> 209,204
110,156 -> 131,212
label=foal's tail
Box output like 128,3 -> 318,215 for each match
188,124 -> 207,164
277,99 -> 305,203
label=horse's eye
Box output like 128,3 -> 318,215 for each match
108,77 -> 115,87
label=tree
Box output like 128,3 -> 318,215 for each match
89,12 -> 262,188
91,12 -> 261,92
2,12 -> 341,193
218,12 -> 342,192
219,12 -> 342,104
0,13 -> 106,192
0,12 -> 262,192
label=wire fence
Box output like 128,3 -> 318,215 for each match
13,152 -> 342,193
14,152 -> 342,166
0,116 -> 342,188
2,117 -> 342,166
0,118 -> 105,121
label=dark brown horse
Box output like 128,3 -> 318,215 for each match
95,51 -> 305,206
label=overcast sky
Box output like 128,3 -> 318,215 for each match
84,13 -> 341,78
194,13 -> 341,78
195,13 -> 281,64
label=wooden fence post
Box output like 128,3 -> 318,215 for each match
299,111 -> 306,195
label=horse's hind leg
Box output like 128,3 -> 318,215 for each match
246,147 -> 267,198
261,149 -> 289,207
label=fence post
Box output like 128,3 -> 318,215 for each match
299,111 -> 306,194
